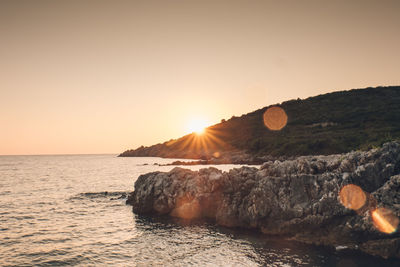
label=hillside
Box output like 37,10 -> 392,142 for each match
120,86 -> 400,159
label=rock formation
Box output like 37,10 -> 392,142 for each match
127,142 -> 400,259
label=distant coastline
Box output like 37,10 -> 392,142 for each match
120,86 -> 400,162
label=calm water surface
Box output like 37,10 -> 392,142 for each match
0,155 -> 399,266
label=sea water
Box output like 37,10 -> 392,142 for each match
0,154 -> 399,266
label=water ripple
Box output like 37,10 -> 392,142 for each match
1,155 -> 399,266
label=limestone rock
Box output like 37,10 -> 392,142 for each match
127,142 -> 400,259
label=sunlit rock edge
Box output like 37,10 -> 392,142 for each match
127,142 -> 400,259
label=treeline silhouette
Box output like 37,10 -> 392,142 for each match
120,86 -> 400,158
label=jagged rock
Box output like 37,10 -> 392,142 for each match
127,142 -> 400,259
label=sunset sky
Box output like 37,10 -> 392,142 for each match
1,0 -> 399,155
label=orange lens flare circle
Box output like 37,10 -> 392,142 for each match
339,184 -> 367,211
212,151 -> 221,158
170,194 -> 201,220
263,106 -> 288,131
371,207 -> 399,234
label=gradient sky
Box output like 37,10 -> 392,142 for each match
1,0 -> 399,155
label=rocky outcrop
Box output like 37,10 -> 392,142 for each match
156,153 -> 275,166
127,142 -> 400,259
120,146 -> 274,165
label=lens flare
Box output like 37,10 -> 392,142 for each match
263,106 -> 288,131
170,194 -> 201,220
339,184 -> 367,211
212,151 -> 221,158
371,207 -> 399,234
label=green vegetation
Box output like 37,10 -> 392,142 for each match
120,86 -> 400,158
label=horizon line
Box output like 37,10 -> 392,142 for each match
0,152 -> 119,157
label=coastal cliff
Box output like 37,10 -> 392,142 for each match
127,142 -> 400,259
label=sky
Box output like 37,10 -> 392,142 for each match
1,0 -> 399,155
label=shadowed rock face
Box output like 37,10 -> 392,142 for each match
127,142 -> 400,259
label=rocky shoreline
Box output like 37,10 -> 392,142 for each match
126,142 -> 400,259
154,157 -> 267,166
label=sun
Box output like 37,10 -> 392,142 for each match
186,118 -> 208,135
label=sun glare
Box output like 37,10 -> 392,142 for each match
186,118 -> 208,135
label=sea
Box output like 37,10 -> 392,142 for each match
0,154 -> 399,267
